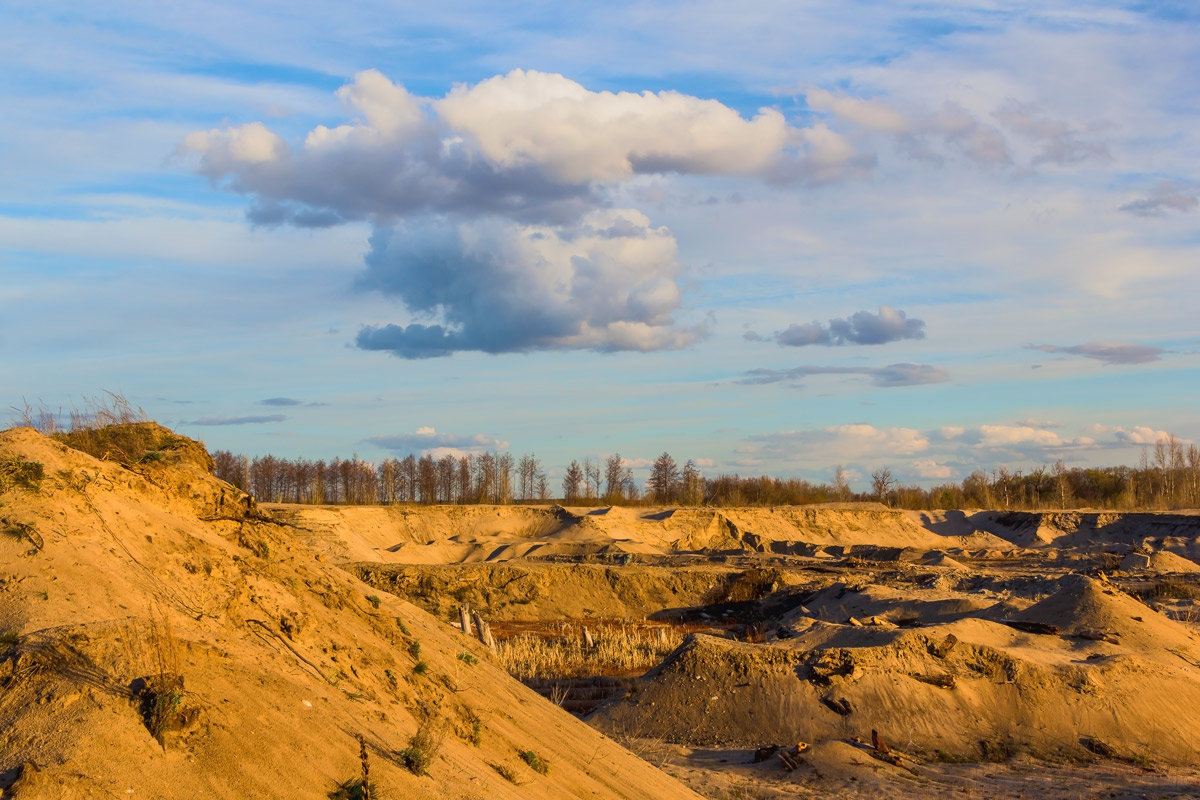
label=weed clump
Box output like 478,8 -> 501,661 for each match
365,594 -> 382,609
399,723 -> 442,775
0,456 -> 44,493
328,778 -> 373,800
491,762 -> 520,784
519,749 -> 550,775
1140,579 -> 1200,602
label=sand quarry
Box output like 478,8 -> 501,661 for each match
3,426 -> 1200,798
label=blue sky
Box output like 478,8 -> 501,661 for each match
3,1 -> 1197,490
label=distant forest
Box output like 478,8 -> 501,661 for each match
212,436 -> 1200,511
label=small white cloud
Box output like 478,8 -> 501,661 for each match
368,427 -> 509,453
806,88 -> 910,133
912,459 -> 953,479
977,424 -> 1065,448
1029,341 -> 1164,365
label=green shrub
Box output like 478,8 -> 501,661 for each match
0,456 -> 44,492
400,724 -> 442,775
520,749 -> 549,775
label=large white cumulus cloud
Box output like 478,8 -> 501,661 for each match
182,69 -> 843,228
435,69 -> 791,183
355,209 -> 703,357
180,69 -> 852,356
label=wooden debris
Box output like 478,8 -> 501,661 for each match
472,611 -> 495,652
753,744 -> 780,763
582,626 -> 595,649
1075,630 -> 1119,645
459,605 -> 473,637
847,616 -> 864,627
913,672 -> 956,689
931,633 -> 958,658
869,729 -> 919,774
1000,619 -> 1060,635
1080,736 -> 1118,758
820,695 -> 853,716
777,742 -> 809,772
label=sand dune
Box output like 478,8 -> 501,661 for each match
0,427 -> 700,799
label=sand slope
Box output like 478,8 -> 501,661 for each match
0,427 -> 700,799
591,573 -> 1200,764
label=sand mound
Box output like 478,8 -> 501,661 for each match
1121,550 -> 1200,573
593,570 -> 1200,764
923,552 -> 968,570
0,426 -> 698,799
792,582 -> 993,627
1011,574 -> 1197,651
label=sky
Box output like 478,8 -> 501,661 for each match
3,1 -> 1198,491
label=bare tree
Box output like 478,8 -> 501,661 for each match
562,460 -> 583,502
604,453 -> 625,501
648,452 -> 679,503
680,459 -> 703,505
871,467 -> 895,507
583,457 -> 601,500
833,464 -> 850,501
1052,460 -> 1071,510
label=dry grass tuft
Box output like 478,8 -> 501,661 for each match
495,621 -> 681,681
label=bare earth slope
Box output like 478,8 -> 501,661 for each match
0,427 -> 700,800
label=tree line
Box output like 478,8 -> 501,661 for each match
211,434 -> 1200,511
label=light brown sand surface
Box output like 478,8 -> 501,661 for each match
6,424 -> 1200,799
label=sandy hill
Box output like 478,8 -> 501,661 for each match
592,573 -> 1200,765
0,426 -> 700,799
913,509 -> 1200,556
275,502 -> 989,567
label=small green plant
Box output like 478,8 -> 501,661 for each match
384,668 -> 398,688
407,640 -> 421,658
399,723 -> 442,776
519,749 -> 549,775
0,456 -> 44,492
412,660 -> 429,675
0,630 -> 20,648
457,651 -> 478,666
365,594 -> 382,609
396,617 -> 410,635
469,717 -> 483,746
328,778 -> 373,800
